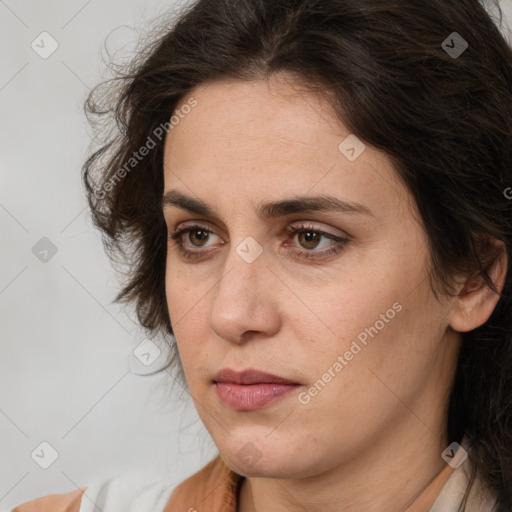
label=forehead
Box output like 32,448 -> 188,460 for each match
166,75 -> 342,160
162,75 -> 411,221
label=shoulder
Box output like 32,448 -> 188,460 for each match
11,469 -> 176,512
9,461 -> 239,512
11,487 -> 87,512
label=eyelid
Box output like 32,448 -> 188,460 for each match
285,221 -> 349,240
172,220 -> 217,234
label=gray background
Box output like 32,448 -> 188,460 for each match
1,0 -> 511,509
0,1 -> 217,509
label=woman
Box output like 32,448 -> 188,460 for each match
12,0 -> 512,510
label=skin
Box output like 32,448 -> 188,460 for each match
161,73 -> 507,511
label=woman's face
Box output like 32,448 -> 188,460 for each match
162,74 -> 460,478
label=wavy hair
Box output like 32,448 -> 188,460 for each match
82,0 -> 512,508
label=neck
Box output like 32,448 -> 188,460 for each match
238,412 -> 449,512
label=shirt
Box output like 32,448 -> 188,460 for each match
11,436 -> 502,512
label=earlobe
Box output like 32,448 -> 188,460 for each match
449,240 -> 508,333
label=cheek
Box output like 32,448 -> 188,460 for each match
164,262 -> 213,378
313,278 -> 443,415
165,262 -> 193,354
302,274 -> 405,357
295,243 -> 433,391
164,251 -> 201,325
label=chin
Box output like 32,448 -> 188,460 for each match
219,437 -> 322,479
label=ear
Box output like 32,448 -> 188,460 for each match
449,239 -> 508,333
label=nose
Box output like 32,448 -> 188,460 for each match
209,241 -> 281,345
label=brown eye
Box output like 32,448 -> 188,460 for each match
288,226 -> 338,251
168,224 -> 222,259
187,229 -> 210,247
297,231 -> 322,250
284,223 -> 349,260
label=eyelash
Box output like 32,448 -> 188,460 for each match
168,223 -> 349,261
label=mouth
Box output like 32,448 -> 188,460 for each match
213,368 -> 301,411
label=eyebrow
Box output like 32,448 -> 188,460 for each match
162,190 -> 374,219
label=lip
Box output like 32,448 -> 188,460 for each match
213,368 -> 300,412
213,368 -> 299,385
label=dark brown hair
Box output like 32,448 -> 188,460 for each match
83,0 -> 512,508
